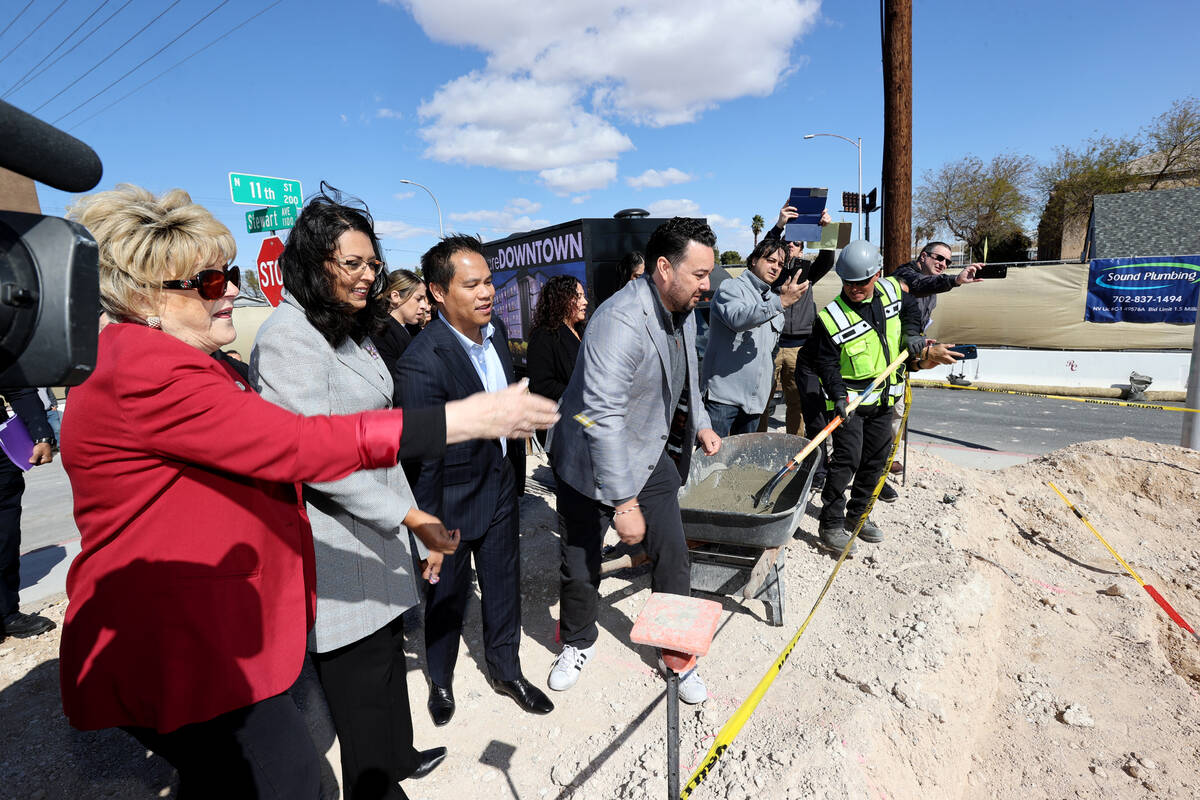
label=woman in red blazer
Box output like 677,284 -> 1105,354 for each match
59,185 -> 556,799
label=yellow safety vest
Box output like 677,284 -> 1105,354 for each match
817,276 -> 905,409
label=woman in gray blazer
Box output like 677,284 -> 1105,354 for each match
251,187 -> 554,800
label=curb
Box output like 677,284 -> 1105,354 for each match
910,379 -> 1186,402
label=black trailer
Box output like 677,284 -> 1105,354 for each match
481,211 -> 730,367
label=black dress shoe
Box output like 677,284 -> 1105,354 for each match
490,676 -> 554,714
0,612 -> 55,640
407,746 -> 447,780
427,684 -> 455,726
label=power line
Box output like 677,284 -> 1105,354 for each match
70,0 -> 282,130
54,0 -> 231,125
32,0 -> 182,115
0,1 -> 36,43
3,0 -> 113,99
0,0 -> 70,69
5,0 -> 136,101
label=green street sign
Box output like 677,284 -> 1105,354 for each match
245,204 -> 299,234
229,172 -> 303,207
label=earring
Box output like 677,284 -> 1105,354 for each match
146,316 -> 162,329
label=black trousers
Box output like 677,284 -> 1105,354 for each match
311,614 -> 419,800
555,450 -> 692,649
0,456 -> 24,618
424,461 -> 521,686
794,356 -> 831,483
819,403 -> 895,529
123,693 -> 321,800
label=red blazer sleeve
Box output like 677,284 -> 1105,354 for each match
116,332 -> 404,483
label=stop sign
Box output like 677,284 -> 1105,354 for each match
256,236 -> 286,307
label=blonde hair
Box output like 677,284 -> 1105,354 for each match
66,184 -> 236,321
384,268 -> 423,305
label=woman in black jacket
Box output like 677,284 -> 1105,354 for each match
527,275 -> 587,408
374,268 -> 430,397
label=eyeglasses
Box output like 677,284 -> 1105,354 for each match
924,252 -> 951,265
161,265 -> 240,300
843,274 -> 877,287
334,257 -> 384,275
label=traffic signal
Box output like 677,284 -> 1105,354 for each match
841,191 -> 859,213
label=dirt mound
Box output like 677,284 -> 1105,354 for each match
2,438 -> 1199,799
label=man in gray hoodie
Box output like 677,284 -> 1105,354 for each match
701,237 -> 809,435
754,204 -> 836,485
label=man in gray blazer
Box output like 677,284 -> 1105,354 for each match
701,236 -> 810,436
547,217 -> 722,704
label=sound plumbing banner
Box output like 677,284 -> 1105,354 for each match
1085,255 -> 1200,323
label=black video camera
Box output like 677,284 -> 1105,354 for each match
0,99 -> 102,386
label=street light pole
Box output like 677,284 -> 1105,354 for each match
398,179 -> 444,238
803,133 -> 863,240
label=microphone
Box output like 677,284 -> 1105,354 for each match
0,100 -> 103,193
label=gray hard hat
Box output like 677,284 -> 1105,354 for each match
834,240 -> 883,282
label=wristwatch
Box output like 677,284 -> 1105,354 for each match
33,437 -> 55,445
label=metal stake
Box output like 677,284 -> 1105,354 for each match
663,658 -> 680,800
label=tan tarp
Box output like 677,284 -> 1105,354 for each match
808,262 -> 1194,351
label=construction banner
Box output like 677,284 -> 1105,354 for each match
1085,254 -> 1200,323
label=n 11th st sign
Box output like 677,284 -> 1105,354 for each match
245,204 -> 298,234
229,172 -> 303,207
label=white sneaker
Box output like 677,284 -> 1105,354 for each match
678,668 -> 708,704
547,644 -> 595,691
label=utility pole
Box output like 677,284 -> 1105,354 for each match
881,0 -> 912,273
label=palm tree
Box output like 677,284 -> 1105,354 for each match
751,214 -> 765,245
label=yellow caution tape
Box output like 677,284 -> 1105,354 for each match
681,382 -> 911,797
1048,482 -> 1145,585
920,381 -> 1199,413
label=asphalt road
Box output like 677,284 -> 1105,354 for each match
904,385 -> 1188,469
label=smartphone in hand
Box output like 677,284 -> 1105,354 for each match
949,344 -> 978,360
975,264 -> 1008,279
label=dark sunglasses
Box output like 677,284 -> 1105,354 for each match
161,265 -> 241,300
843,273 -> 877,287
925,252 -> 951,265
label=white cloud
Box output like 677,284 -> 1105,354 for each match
539,161 -> 618,194
647,198 -> 701,217
449,198 -> 551,234
376,107 -> 404,119
626,167 -> 693,190
418,74 -> 632,172
375,220 -> 438,240
394,0 -> 820,189
507,197 -> 541,214
644,200 -> 753,253
570,195 -> 589,205
393,190 -> 416,200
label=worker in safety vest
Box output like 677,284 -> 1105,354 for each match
809,241 -> 961,554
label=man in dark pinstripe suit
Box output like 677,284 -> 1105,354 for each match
398,235 -> 554,726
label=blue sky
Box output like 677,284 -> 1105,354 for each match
9,0 -> 1197,269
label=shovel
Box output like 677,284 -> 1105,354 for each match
751,350 -> 910,510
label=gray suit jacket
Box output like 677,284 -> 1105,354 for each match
549,276 -> 711,504
250,291 -> 422,653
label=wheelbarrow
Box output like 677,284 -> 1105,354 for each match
677,432 -> 816,626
